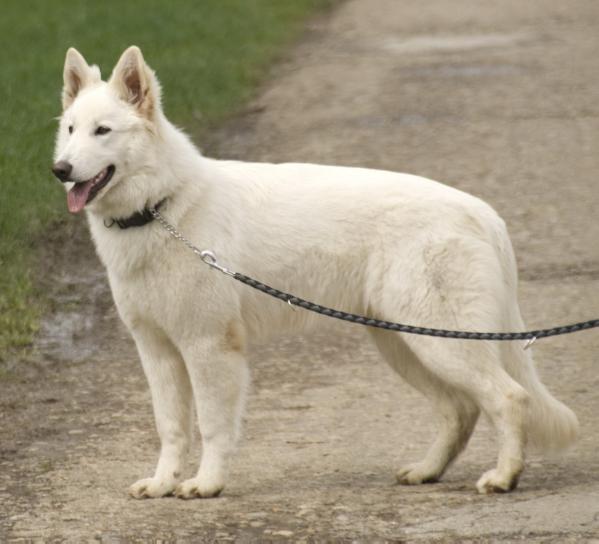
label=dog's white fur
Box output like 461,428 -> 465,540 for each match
54,46 -> 578,498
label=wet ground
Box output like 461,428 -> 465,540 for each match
2,0 -> 599,541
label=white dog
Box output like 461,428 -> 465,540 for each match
53,46 -> 578,498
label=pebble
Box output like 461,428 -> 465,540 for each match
271,530 -> 294,537
246,511 -> 267,519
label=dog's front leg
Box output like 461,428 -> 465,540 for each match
175,335 -> 249,499
128,326 -> 193,499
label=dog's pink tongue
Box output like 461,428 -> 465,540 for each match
67,181 -> 93,213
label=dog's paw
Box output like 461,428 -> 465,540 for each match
476,469 -> 519,494
396,462 -> 440,485
128,477 -> 177,499
175,476 -> 224,499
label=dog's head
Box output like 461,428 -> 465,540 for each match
52,46 -> 162,215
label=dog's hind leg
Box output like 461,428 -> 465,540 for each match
175,330 -> 249,499
396,394 -> 479,485
129,325 -> 193,499
370,330 -> 479,484
400,335 -> 529,493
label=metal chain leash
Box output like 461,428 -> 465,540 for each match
150,208 -> 599,347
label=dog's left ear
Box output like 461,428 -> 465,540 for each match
109,46 -> 159,119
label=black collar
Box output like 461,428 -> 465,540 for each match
104,198 -> 167,230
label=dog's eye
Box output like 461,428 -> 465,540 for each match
68,125 -> 73,134
95,126 -> 111,136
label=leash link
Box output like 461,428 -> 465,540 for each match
523,336 -> 537,350
150,207 -> 233,276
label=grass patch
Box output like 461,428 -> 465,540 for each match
0,0 -> 335,361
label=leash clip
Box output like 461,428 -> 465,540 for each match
200,250 -> 235,277
523,336 -> 537,350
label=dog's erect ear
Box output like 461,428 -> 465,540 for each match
109,46 -> 159,118
63,48 -> 101,110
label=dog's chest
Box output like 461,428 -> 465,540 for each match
107,262 -> 175,330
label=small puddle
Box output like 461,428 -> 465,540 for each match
35,267 -> 111,364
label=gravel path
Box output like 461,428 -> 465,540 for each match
2,1 -> 599,541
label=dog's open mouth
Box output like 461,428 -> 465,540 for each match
67,165 -> 115,213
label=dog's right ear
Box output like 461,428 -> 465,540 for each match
62,48 -> 100,110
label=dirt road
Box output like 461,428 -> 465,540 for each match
2,0 -> 599,541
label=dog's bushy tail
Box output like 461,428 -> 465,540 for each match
503,341 -> 579,451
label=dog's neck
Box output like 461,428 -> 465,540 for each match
104,197 -> 167,230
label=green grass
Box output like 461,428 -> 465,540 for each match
0,0 -> 335,360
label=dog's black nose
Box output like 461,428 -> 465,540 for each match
51,160 -> 73,182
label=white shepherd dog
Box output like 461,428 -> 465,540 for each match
53,46 -> 578,499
